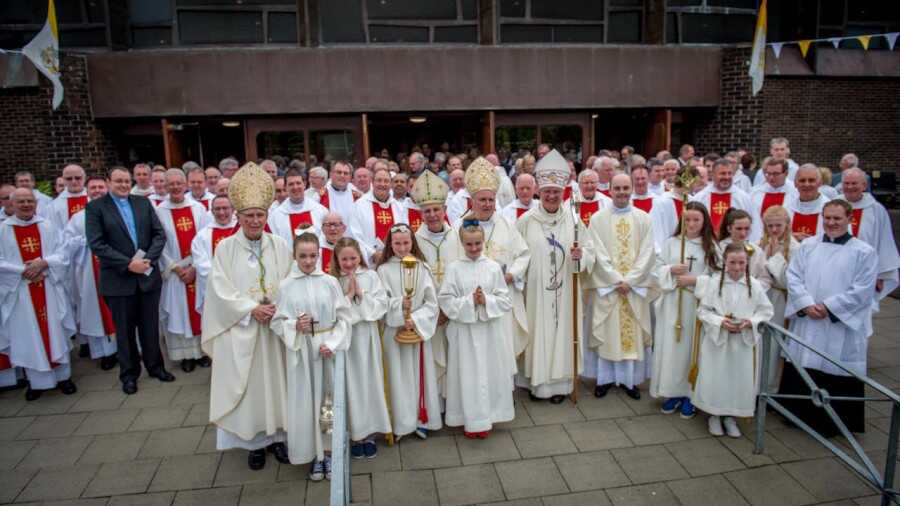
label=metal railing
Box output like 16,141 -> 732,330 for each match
330,350 -> 351,506
755,322 -> 900,506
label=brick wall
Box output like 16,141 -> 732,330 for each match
0,53 -> 119,184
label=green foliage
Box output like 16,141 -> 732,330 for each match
35,180 -> 54,197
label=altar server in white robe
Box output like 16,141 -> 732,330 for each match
201,163 -> 292,470
840,168 -> 900,300
271,232 -> 351,479
691,159 -> 754,238
693,243 -> 774,438
268,169 -> 329,244
48,164 -> 89,237
190,195 -> 238,312
63,176 -> 117,370
156,169 -> 211,371
650,166 -> 704,253
778,199 -> 878,437
330,237 -> 391,459
310,161 -> 361,225
499,174 -> 537,224
584,174 -> 657,400
351,168 -> 407,265
376,224 -> 441,440
0,188 -> 77,400
786,164 -> 829,242
439,224 -> 514,436
517,150 -> 594,403
651,201 -> 719,419
718,208 -> 772,291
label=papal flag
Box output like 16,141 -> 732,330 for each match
22,0 -> 63,110
748,0 -> 767,96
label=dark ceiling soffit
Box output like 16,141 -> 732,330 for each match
87,46 -> 722,118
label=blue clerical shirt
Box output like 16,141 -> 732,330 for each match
112,195 -> 138,248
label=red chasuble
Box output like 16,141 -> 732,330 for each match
851,208 -> 863,237
67,195 -> 88,219
12,224 -> 55,366
91,254 -> 115,335
153,199 -> 162,207
211,224 -> 240,255
0,353 -> 10,370
563,186 -> 572,201
791,213 -> 819,237
760,192 -> 786,218
319,189 -> 330,210
579,200 -> 600,226
321,247 -> 333,272
599,187 -> 611,198
170,207 -> 202,336
515,207 -> 529,219
633,197 -> 653,214
407,208 -> 423,231
288,211 -> 313,236
372,202 -> 395,242
673,198 -> 684,222
709,193 -> 732,234
195,197 -> 210,211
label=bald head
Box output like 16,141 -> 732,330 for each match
12,187 -> 37,220
515,173 -> 536,205
841,167 -> 867,203
166,168 -> 187,203
610,174 -> 632,209
62,164 -> 86,193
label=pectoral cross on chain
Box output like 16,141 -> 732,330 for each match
686,254 -> 698,272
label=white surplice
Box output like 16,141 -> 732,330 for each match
267,198 -> 329,245
47,189 -> 89,238
500,199 -> 537,224
0,216 -> 76,388
719,238 -> 772,291
759,236 -> 800,391
190,218 -> 237,312
495,167 -> 516,209
187,190 -> 216,211
733,169 -> 753,194
271,266 -> 351,464
693,273 -> 774,417
842,193 -> 900,300
439,255 -> 515,431
750,182 -> 799,241
785,193 -> 828,238
311,182 -> 360,226
517,204 -> 595,397
377,257 -> 442,436
650,237 -> 714,400
649,192 -> 683,253
350,193 -> 407,256
202,232 -> 293,451
785,235 -> 878,377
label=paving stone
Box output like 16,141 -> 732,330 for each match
17,464 -> 99,502
476,499 -> 542,506
171,385 -> 209,406
563,420 -> 633,452
304,479 -> 330,506
173,486 -> 241,506
42,499 -> 109,506
605,483 -> 680,505
553,451 -> 630,491
665,437 -> 746,476
107,492 -> 176,506
347,438 -> 401,475
121,388 -> 178,410
148,453 -> 221,492
79,432 -> 150,465
214,449 -> 278,487
239,480 -> 306,506
83,458 -> 160,497
75,409 -> 141,435
435,464 -> 505,506
767,428 -> 834,460
74,373 -> 119,392
371,470 -> 438,506
0,439 -> 35,469
672,412 -> 719,439
722,432 -> 797,466
128,406 -> 191,432
511,425 -> 577,458
0,467 -> 36,503
194,426 -> 218,454
351,474 -> 371,503
667,475 -> 750,505
138,426 -> 204,458
610,445 -> 689,484
616,415 -> 686,446
182,403 -> 210,427
724,465 -> 818,506
576,392 -> 636,420
0,416 -> 34,441
17,435 -> 93,470
455,431 -> 521,465
398,433 -> 460,469
17,390 -> 83,416
17,413 -> 87,439
782,457 -> 875,502
493,401 -> 534,430
540,490 -> 611,506
495,457 -> 569,500
69,390 -> 127,412
522,399 -> 585,426
0,395 -> 26,417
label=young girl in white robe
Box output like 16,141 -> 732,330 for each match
718,209 -> 772,291
693,243 -> 774,438
376,224 -> 441,440
330,237 -> 392,459
272,233 -> 351,480
758,205 -> 799,392
651,202 -> 720,420
438,224 -> 514,438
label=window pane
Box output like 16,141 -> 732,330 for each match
368,25 -> 429,43
666,12 -> 678,43
309,130 -> 356,165
178,11 -> 263,44
178,0 -> 295,5
86,0 -> 107,23
501,24 -> 553,43
495,126 -> 537,155
57,0 -> 86,23
611,0 -> 642,6
60,28 -> 108,46
667,0 -> 702,6
848,1 -> 900,23
461,0 -> 477,19
320,0 -> 365,43
555,25 -> 604,43
434,25 -> 477,43
681,13 -> 755,43
707,0 -> 757,9
608,11 -> 642,43
818,0 -> 845,25
540,125 -> 582,163
257,131 -> 306,161
0,0 -> 45,24
366,0 -> 456,20
131,0 -> 172,24
132,27 -> 172,46
500,0 -> 526,18
532,0 -> 604,20
0,31 -> 38,49
268,12 -> 297,43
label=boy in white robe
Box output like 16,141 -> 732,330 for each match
271,232 -> 351,480
439,224 -> 514,437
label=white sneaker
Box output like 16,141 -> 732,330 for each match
708,415 -> 724,437
723,417 -> 742,438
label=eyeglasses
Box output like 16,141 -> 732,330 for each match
64,176 -> 84,181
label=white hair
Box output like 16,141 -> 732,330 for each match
310,166 -> 327,178
182,161 -> 200,172
577,169 -> 598,183
165,168 -> 186,181
797,163 -> 821,181
592,156 -> 617,171
841,153 -> 859,168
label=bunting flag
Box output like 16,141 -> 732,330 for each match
22,0 -> 63,109
888,33 -> 899,51
748,0 -> 767,96
828,37 -> 841,49
771,42 -> 783,59
798,40 -> 811,58
857,35 -> 871,50
767,32 -> 899,60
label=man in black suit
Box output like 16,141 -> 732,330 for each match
86,166 -> 175,394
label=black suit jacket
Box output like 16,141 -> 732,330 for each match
85,193 -> 167,297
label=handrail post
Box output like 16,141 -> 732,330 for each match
754,323 -> 772,455
883,402 -> 900,506
330,350 -> 350,506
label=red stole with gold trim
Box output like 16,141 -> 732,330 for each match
321,247 -> 333,272
12,224 -> 54,366
673,198 -> 684,222
791,213 -> 818,236
211,224 -> 240,255
761,192 -> 786,217
67,195 -> 87,219
633,197 -> 653,214
196,198 -> 210,211
170,207 -> 201,336
579,200 -> 600,226
515,207 -> 529,219
851,208 -> 863,237
563,186 -> 572,201
710,193 -> 732,233
372,201 -> 395,242
288,211 -> 313,236
319,189 -> 330,210
408,208 -> 423,232
91,254 -> 115,335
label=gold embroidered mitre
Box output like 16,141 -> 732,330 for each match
228,162 -> 274,212
464,157 -> 500,195
410,170 -> 449,207
534,149 -> 570,190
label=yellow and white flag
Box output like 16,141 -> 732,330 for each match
748,0 -> 767,96
22,0 -> 63,109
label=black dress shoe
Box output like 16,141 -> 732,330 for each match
623,386 -> 641,400
196,356 -> 212,368
151,370 -> 176,382
528,392 -> 545,402
78,343 -> 90,358
58,379 -> 78,395
267,442 -> 290,464
122,380 -> 138,395
0,379 -> 26,393
25,387 -> 42,401
100,355 -> 118,371
248,449 -> 266,470
549,395 -> 567,404
181,359 -> 196,373
594,383 -> 613,398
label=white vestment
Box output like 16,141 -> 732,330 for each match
34,191 -> 53,218
785,193 -> 828,239
733,169 -> 753,194
131,185 -> 154,197
272,267 -> 351,464
439,256 -> 515,431
377,258 -> 442,436
47,189 -> 89,239
649,192 -> 683,253
759,237 -> 799,391
719,238 -> 772,291
500,199 -> 537,224
202,232 -> 292,450
693,273 -> 774,417
842,193 -> 900,300
690,185 -> 754,233
750,183 -> 799,241
190,218 -> 237,312
268,198 -> 329,245
187,191 -> 216,210
495,167 -> 516,209
350,194 -> 407,256
311,182 -> 359,226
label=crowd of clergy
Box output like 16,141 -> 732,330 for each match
0,136 -> 896,479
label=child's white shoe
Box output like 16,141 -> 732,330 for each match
708,415 -> 724,437
723,417 -> 742,438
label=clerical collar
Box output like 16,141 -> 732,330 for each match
112,194 -> 129,203
612,204 -> 632,214
799,193 -> 821,203
823,232 -> 852,245
331,183 -> 348,192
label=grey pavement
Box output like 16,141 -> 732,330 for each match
1,298 -> 899,506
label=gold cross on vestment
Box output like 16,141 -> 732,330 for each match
712,201 -> 729,216
797,226 -> 810,235
175,216 -> 194,232
375,209 -> 393,225
70,204 -> 84,214
20,237 -> 40,254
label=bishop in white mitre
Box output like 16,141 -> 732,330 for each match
191,195 -> 239,312
268,169 -> 328,244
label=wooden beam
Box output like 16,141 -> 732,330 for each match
481,110 -> 495,154
361,113 -> 370,160
478,0 -> 496,45
645,0 -> 666,45
161,119 -> 185,169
